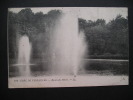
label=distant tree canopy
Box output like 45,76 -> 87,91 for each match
79,15 -> 128,58
8,8 -> 62,59
8,8 -> 128,59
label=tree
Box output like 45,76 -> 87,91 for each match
106,14 -> 128,55
17,8 -> 34,36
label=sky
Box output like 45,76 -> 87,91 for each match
9,7 -> 128,23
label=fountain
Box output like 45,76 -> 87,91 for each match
48,11 -> 87,76
13,10 -> 87,77
17,35 -> 31,76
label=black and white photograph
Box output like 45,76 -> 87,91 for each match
8,7 -> 129,88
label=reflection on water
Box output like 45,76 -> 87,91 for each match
9,59 -> 129,77
84,59 -> 129,75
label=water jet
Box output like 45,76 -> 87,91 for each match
48,10 -> 87,76
17,35 -> 31,76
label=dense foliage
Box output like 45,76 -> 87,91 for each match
79,15 -> 128,58
8,8 -> 128,59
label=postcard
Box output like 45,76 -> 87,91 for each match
8,7 -> 129,88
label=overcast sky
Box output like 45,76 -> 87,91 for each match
9,7 -> 128,23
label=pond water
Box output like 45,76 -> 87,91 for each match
9,59 -> 129,77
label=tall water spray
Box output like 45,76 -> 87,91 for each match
17,35 -> 31,76
49,11 -> 87,75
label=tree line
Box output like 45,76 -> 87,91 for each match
8,8 -> 128,59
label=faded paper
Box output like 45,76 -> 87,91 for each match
8,7 -> 129,88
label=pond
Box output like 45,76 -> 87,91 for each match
9,59 -> 129,77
